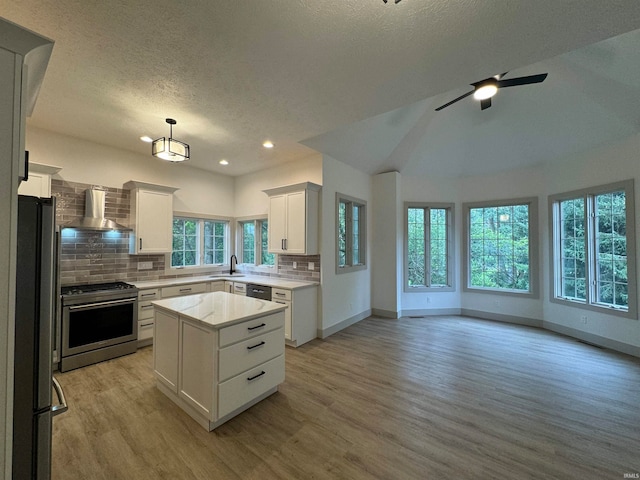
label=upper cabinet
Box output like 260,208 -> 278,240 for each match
263,182 -> 321,255
124,180 -> 178,255
17,162 -> 61,197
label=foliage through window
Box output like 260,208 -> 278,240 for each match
172,217 -> 228,268
239,219 -> 274,266
464,198 -> 537,295
406,204 -> 453,290
551,180 -> 636,316
337,194 -> 366,272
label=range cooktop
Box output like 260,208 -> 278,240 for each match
61,281 -> 137,296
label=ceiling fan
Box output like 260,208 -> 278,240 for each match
435,72 -> 548,111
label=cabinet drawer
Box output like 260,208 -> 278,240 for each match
161,283 -> 207,298
219,312 -> 284,347
271,288 -> 292,301
232,282 -> 246,295
219,328 -> 284,382
138,319 -> 154,341
139,301 -> 156,320
139,288 -> 160,301
218,354 -> 285,419
209,281 -> 225,292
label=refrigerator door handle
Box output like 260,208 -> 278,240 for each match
51,377 -> 68,416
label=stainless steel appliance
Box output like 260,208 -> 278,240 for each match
60,281 -> 138,372
246,283 -> 272,301
14,195 -> 68,480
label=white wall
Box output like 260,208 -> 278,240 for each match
401,174 -> 461,314
320,155 -> 372,333
542,133 -> 640,351
25,127 -> 236,217
234,154 -> 322,217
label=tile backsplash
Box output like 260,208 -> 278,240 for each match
52,179 -> 321,285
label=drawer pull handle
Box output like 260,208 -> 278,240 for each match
179,288 -> 192,292
141,322 -> 153,328
247,371 -> 265,381
247,323 -> 266,331
247,341 -> 265,350
275,292 -> 285,296
141,293 -> 156,297
141,305 -> 154,309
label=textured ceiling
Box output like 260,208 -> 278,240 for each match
1,1 -> 640,177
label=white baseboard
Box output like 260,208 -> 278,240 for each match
371,308 -> 399,319
402,308 -> 461,317
543,321 -> 640,358
319,309 -> 371,339
461,309 -> 543,328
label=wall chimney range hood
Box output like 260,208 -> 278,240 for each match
63,189 -> 131,231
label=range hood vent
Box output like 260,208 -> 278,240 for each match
62,189 -> 131,232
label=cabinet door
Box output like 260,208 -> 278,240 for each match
272,299 -> 292,340
268,194 -> 286,253
153,310 -> 179,393
285,191 -> 306,253
137,190 -> 173,253
18,172 -> 49,197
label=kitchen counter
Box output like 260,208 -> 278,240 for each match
152,291 -> 286,329
133,274 -> 318,291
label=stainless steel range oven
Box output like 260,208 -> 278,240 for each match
60,281 -> 138,372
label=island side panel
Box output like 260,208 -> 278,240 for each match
179,319 -> 216,420
153,309 -> 179,393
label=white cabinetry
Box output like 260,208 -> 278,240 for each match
125,180 -> 178,255
153,296 -> 285,431
232,282 -> 246,295
161,283 -> 207,298
210,281 -> 225,292
18,162 -> 61,197
137,288 -> 160,347
263,182 -> 320,255
272,286 -> 318,347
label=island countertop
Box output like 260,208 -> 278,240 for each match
152,291 -> 286,329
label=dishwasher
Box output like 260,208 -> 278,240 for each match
246,283 -> 272,300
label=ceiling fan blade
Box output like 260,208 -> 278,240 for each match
497,73 -> 548,88
435,90 -> 474,111
480,98 -> 491,110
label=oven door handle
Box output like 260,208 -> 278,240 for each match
68,298 -> 136,310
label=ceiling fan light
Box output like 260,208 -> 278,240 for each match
474,84 -> 498,100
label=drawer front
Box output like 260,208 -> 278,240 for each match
209,281 -> 225,292
271,288 -> 292,301
219,311 -> 284,347
218,354 -> 285,419
139,300 -> 156,320
139,288 -> 160,301
219,328 -> 284,382
232,282 -> 246,295
138,319 -> 154,341
161,283 -> 207,298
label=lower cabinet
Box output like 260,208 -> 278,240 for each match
153,308 -> 285,431
138,288 -> 160,347
272,286 -> 318,347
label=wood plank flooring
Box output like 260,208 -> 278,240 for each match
51,315 -> 640,479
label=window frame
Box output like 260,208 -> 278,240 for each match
404,202 -> 455,293
336,193 -> 367,274
549,179 -> 637,319
165,212 -> 232,274
462,197 -> 539,298
237,216 -> 276,268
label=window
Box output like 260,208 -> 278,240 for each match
550,180 -> 636,318
171,216 -> 229,268
463,197 -> 538,296
336,193 -> 366,272
405,203 -> 454,291
238,218 -> 275,266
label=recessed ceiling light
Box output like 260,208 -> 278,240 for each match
219,159 -> 229,166
263,141 -> 274,149
140,136 -> 153,143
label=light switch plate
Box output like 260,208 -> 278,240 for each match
138,261 -> 153,270
293,261 -> 297,269
308,262 -> 314,271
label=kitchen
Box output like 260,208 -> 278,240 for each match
3,2 -> 640,479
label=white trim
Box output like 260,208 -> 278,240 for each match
318,309 -> 371,338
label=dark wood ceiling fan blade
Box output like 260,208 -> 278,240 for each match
435,90 -> 474,111
497,73 -> 548,88
480,98 -> 491,110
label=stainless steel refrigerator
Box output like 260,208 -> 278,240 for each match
14,195 -> 67,480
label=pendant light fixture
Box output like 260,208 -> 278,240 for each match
152,118 -> 190,162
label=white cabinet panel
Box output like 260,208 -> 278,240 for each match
218,327 -> 284,382
179,320 -> 214,417
161,283 -> 207,298
153,310 -> 179,392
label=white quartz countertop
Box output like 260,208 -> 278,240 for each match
133,274 -> 318,291
152,291 -> 286,329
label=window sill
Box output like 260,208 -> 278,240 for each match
550,296 -> 636,320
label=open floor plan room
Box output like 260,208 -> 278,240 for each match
51,315 -> 640,480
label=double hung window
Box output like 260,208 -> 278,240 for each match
550,180 -> 636,318
171,216 -> 229,268
238,218 -> 275,266
337,194 -> 366,272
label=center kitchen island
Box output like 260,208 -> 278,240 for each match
152,291 -> 286,431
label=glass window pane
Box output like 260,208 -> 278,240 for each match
408,208 -> 426,287
595,191 -> 627,308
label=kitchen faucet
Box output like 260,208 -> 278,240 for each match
229,254 -> 237,275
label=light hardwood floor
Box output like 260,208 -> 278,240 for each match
52,315 -> 640,479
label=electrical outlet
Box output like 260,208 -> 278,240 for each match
426,296 -> 431,304
293,261 -> 297,269
580,315 -> 588,324
308,262 -> 314,271
137,261 -> 153,270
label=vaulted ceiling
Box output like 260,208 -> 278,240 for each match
2,1 -> 640,177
